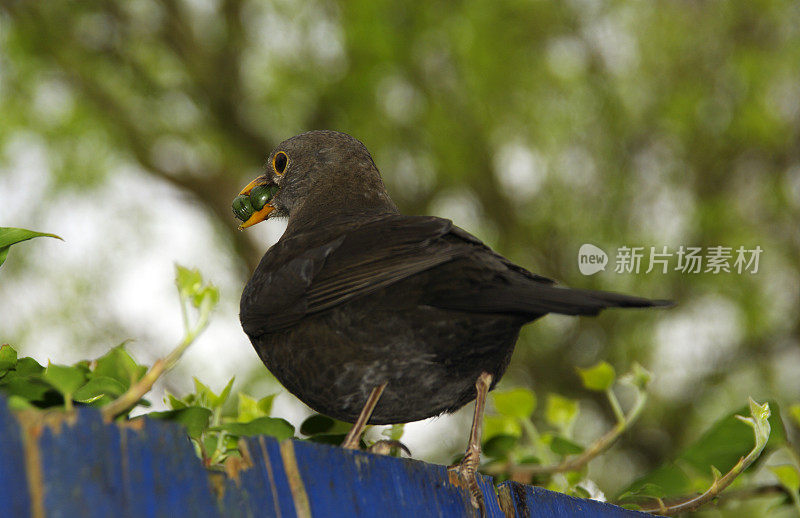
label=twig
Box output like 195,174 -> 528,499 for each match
635,399 -> 771,516
486,387 -> 648,477
101,290 -> 214,421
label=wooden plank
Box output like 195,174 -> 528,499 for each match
213,435 -> 298,517
0,398 -> 32,518
287,438 -> 503,517
118,414 -> 221,518
1,395 -> 650,517
499,481 -> 651,517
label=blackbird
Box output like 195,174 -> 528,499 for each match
235,130 -> 670,511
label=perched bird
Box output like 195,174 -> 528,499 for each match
235,130 -> 670,512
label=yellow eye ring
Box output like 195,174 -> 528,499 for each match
273,151 -> 288,175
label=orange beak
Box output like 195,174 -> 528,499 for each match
236,176 -> 276,230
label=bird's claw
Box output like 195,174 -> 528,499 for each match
368,439 -> 411,457
448,447 -> 485,516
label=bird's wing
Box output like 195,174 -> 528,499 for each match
240,215 -> 463,336
240,215 -> 671,337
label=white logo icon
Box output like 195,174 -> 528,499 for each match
578,244 -> 608,275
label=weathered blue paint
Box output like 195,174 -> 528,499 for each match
0,397 -> 32,518
213,436 -> 298,517
500,482 -> 651,517
0,395 -> 649,517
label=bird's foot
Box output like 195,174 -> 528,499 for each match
448,445 -> 485,516
367,439 -> 411,457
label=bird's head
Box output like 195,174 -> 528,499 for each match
233,130 -> 398,230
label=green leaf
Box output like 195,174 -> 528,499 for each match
175,265 -> 202,300
483,414 -> 522,441
257,395 -> 275,415
550,435 -> 585,456
92,345 -> 144,390
628,363 -> 652,390
577,361 -> 616,392
150,407 -> 212,438
384,423 -> 405,442
215,417 -> 294,440
735,398 -> 771,448
298,414 -> 351,436
175,265 -> 219,309
1,374 -> 53,402
13,357 -> 44,376
492,388 -> 536,419
192,378 -> 213,407
518,455 -> 541,465
215,377 -> 235,408
237,393 -> 276,421
73,376 -> 127,402
769,465 -> 800,492
545,394 -> 579,432
237,393 -> 263,421
619,399 -> 786,500
43,363 -> 87,396
194,377 -> 234,409
300,414 -> 335,436
482,434 -> 519,459
0,345 -> 18,372
6,395 -> 36,411
166,392 -> 189,410
789,404 -> 800,429
0,227 -> 62,268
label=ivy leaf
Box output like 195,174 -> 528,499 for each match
43,363 -> 87,396
299,413 -> 351,436
550,435 -> 585,456
483,434 -> 519,459
150,407 -> 212,439
214,417 -> 294,440
483,414 -> 522,441
237,393 -> 262,422
384,423 -> 405,442
300,414 -> 336,436
73,376 -> 127,403
626,362 -> 652,390
789,404 -> 800,429
194,377 -> 234,409
492,388 -> 536,419
620,399 -> 785,500
545,394 -> 579,432
215,377 -> 235,408
577,361 -> 616,392
92,345 -> 144,390
0,227 -> 62,268
166,392 -> 190,410
0,344 -> 18,372
769,465 -> 800,493
13,357 -> 44,376
175,265 -> 219,309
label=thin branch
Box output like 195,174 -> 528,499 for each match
487,388 -> 648,478
635,401 -> 771,516
101,294 -> 213,421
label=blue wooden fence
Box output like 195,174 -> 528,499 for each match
0,394 -> 649,517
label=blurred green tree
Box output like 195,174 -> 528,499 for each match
1,0 -> 799,497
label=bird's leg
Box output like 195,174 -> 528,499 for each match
449,371 -> 493,514
341,382 -> 388,450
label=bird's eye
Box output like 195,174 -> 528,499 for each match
273,152 -> 288,175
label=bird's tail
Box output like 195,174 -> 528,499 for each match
429,281 -> 673,317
